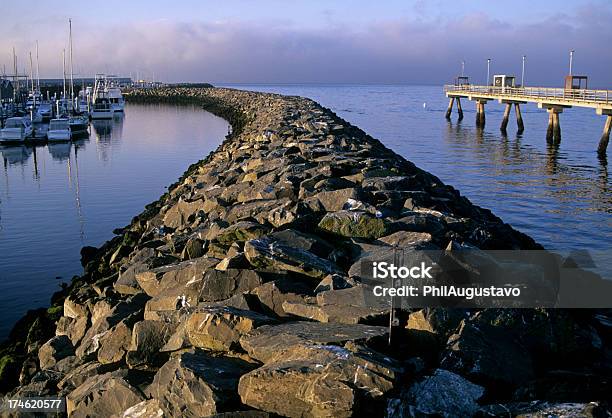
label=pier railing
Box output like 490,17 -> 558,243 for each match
444,84 -> 612,106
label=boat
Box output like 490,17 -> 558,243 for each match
90,97 -> 113,119
105,76 -> 125,112
90,75 -> 113,119
47,118 -> 72,142
38,101 -> 52,121
69,114 -> 89,134
0,117 -> 33,143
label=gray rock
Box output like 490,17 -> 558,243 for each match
318,210 -> 390,239
38,335 -> 75,370
146,349 -> 255,417
250,278 -> 314,318
66,371 -> 144,418
240,321 -> 388,363
404,369 -> 484,417
245,236 -> 341,279
126,320 -> 173,367
239,343 -> 401,417
163,306 -> 275,352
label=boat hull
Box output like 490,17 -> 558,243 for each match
47,131 -> 72,142
90,111 -> 113,120
0,128 -> 33,143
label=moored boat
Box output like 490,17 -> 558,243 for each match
0,117 -> 34,143
47,118 -> 72,142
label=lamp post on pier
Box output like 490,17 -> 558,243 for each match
486,58 -> 491,86
521,55 -> 526,87
569,50 -> 575,75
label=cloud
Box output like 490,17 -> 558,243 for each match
1,6 -> 611,86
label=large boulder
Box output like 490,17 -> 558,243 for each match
126,320 -> 173,367
244,236 -> 341,279
386,369 -> 484,417
318,210 -> 390,240
162,306 -> 276,352
38,335 -> 75,370
238,343 -> 401,417
240,321 -> 388,363
66,371 -> 144,417
146,349 -> 255,417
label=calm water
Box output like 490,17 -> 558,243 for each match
0,103 -> 228,338
222,84 -> 611,274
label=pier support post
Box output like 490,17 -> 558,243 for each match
456,98 -> 463,121
598,115 -> 611,156
475,101 -> 486,128
552,112 -> 561,144
546,108 -> 562,144
500,103 -> 511,133
445,98 -> 454,119
546,112 -> 554,143
515,103 -> 524,133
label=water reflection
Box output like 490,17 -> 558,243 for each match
48,142 -> 72,162
1,146 -> 32,166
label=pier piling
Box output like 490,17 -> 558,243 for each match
515,103 -> 524,133
476,101 -> 486,128
456,98 -> 463,120
546,112 -> 554,143
500,103 -> 511,133
445,98 -> 454,119
599,115 -> 611,156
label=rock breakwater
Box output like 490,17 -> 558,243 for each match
1,87 -> 610,417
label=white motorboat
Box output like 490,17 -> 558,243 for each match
90,97 -> 113,119
90,75 -> 114,119
0,117 -> 34,143
47,118 -> 72,142
105,76 -> 125,112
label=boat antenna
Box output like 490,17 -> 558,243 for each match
69,18 -> 75,108
35,40 -> 40,91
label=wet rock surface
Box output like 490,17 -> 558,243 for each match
1,87 -> 610,417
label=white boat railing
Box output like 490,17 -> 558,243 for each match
444,84 -> 612,105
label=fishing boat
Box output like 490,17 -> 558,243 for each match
0,117 -> 33,143
105,76 -> 125,112
90,75 -> 113,119
47,118 -> 72,142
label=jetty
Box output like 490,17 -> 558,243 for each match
1,87 -> 611,417
444,82 -> 612,155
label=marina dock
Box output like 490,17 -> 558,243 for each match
444,84 -> 612,156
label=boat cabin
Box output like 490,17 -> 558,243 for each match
564,75 -> 588,90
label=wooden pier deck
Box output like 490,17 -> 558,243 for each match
443,84 -> 612,156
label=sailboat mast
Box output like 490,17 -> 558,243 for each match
69,18 -> 75,105
12,47 -> 17,102
62,49 -> 66,100
29,52 -> 34,93
36,40 -> 40,91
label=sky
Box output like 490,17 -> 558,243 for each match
0,0 -> 611,86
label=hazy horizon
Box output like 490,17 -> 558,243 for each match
1,0 -> 611,88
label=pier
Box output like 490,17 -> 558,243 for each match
443,84 -> 612,156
